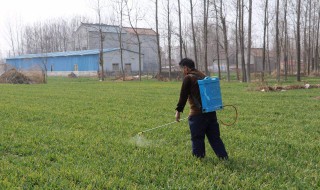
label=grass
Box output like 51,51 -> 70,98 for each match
0,76 -> 319,189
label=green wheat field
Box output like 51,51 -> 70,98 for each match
0,77 -> 319,189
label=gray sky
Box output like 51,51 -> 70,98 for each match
0,0 -> 157,58
0,0 -> 95,57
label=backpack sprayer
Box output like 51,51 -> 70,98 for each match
198,77 -> 238,126
137,77 -> 238,136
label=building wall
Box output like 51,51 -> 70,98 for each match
74,26 -> 90,50
123,33 -> 158,72
140,35 -> 158,72
236,52 -> 276,73
103,50 -> 143,73
75,27 -> 158,73
6,54 -> 99,72
5,49 -> 143,77
47,71 -> 98,77
88,32 -> 121,50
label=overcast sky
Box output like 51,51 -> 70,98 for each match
0,0 -> 158,58
0,0 -> 99,57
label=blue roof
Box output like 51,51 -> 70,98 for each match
6,48 -> 121,60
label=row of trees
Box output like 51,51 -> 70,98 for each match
156,0 -> 320,82
6,17 -> 88,56
4,0 -> 320,82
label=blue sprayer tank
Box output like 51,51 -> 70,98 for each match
198,77 -> 223,113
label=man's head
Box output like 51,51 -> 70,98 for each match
179,58 -> 195,69
179,58 -> 195,75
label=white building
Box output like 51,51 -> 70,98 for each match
74,23 -> 158,73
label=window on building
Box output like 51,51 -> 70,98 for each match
125,63 -> 132,73
74,64 -> 78,71
112,63 -> 119,71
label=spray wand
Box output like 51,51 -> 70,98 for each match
138,117 -> 187,136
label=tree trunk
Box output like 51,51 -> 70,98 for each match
235,0 -> 240,81
240,0 -> 246,82
99,29 -> 105,81
296,0 -> 301,81
213,0 -> 221,79
203,0 -> 209,75
307,0 -> 312,75
8,22 -> 16,57
125,0 -> 142,81
220,0 -> 230,81
284,0 -> 288,81
246,0 -> 252,82
276,0 -> 281,82
156,0 -> 162,77
262,0 -> 268,82
303,2 -> 308,76
178,0 -> 183,60
190,0 -> 198,68
315,8 -> 320,73
311,2 -> 316,72
97,0 -> 105,81
167,0 -> 172,81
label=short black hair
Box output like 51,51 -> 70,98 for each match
179,58 -> 195,69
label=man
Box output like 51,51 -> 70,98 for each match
175,58 -> 228,160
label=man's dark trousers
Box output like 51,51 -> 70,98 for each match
188,111 -> 228,159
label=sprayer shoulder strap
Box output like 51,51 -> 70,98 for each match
187,73 -> 203,80
187,73 -> 204,109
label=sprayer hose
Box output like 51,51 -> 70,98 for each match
219,104 -> 238,126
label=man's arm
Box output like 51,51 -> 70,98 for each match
175,76 -> 191,121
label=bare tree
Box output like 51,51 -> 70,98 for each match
6,21 -> 16,57
303,1 -> 308,76
155,0 -> 162,76
213,0 -> 221,79
112,0 -> 126,80
190,0 -> 198,68
246,0 -> 252,82
42,35 -> 49,83
262,0 -> 268,82
235,0 -> 240,81
315,6 -> 320,74
311,0 -> 316,72
284,0 -> 288,81
239,0 -> 246,82
307,0 -> 312,75
182,20 -> 189,58
167,0 -> 172,81
92,0 -> 106,81
203,0 -> 209,75
178,0 -> 183,60
124,0 -> 143,81
276,0 -> 281,82
296,0 -> 301,81
219,0 -> 230,81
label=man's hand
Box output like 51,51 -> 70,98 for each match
175,111 -> 181,122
